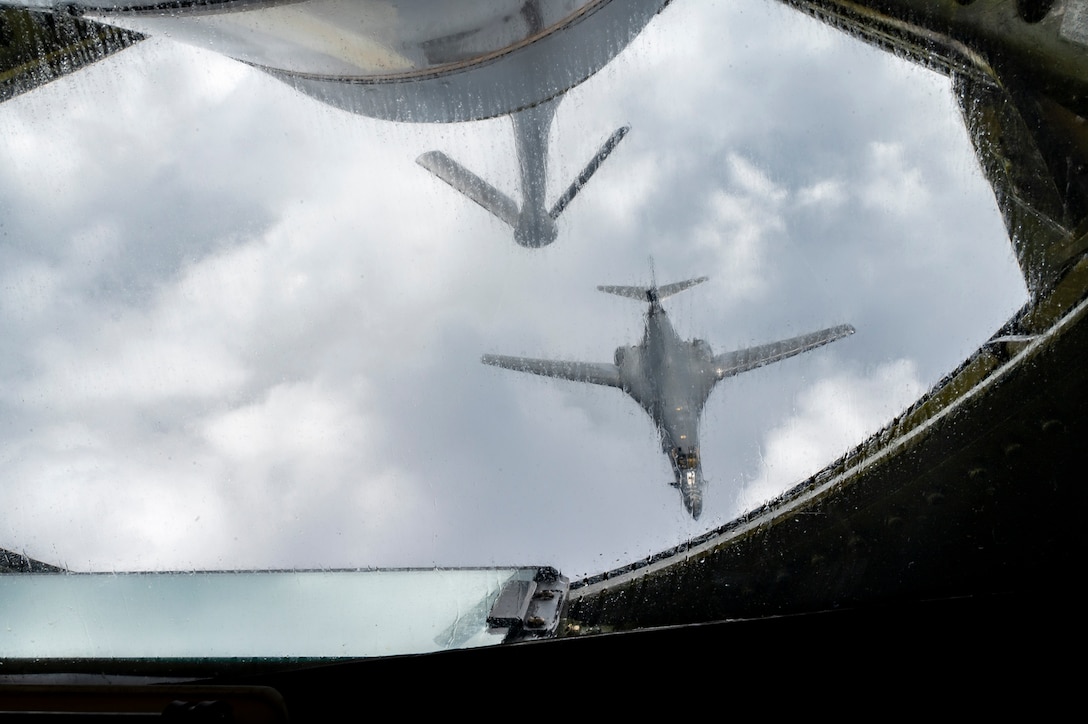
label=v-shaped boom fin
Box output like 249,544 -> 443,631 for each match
549,125 -> 630,219
417,151 -> 520,229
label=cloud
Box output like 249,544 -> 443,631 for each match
860,141 -> 933,215
796,179 -> 847,209
733,359 -> 926,514
691,154 -> 789,302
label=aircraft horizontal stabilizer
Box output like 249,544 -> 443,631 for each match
417,151 -> 520,228
482,354 -> 622,388
714,324 -> 855,379
598,276 -> 709,302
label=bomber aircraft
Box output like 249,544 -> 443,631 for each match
483,277 -> 855,518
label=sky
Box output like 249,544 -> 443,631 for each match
0,0 -> 1028,577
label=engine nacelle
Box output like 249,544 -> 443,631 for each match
614,345 -> 638,367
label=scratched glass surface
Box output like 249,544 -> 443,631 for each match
0,0 -> 1026,576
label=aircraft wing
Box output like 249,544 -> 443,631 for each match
417,151 -> 520,229
482,354 -> 622,389
714,324 -> 855,379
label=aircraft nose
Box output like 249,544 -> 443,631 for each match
685,494 -> 703,520
680,481 -> 703,520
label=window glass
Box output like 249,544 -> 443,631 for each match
0,568 -> 529,658
0,0 -> 1026,582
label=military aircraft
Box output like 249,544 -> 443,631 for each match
483,277 -> 855,518
417,96 -> 629,248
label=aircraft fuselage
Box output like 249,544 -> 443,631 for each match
616,300 -> 714,517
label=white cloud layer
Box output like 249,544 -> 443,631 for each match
733,359 -> 926,515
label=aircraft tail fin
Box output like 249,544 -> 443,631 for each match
417,151 -> 520,228
598,276 -> 709,303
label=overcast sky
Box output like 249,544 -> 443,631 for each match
0,0 -> 1027,577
